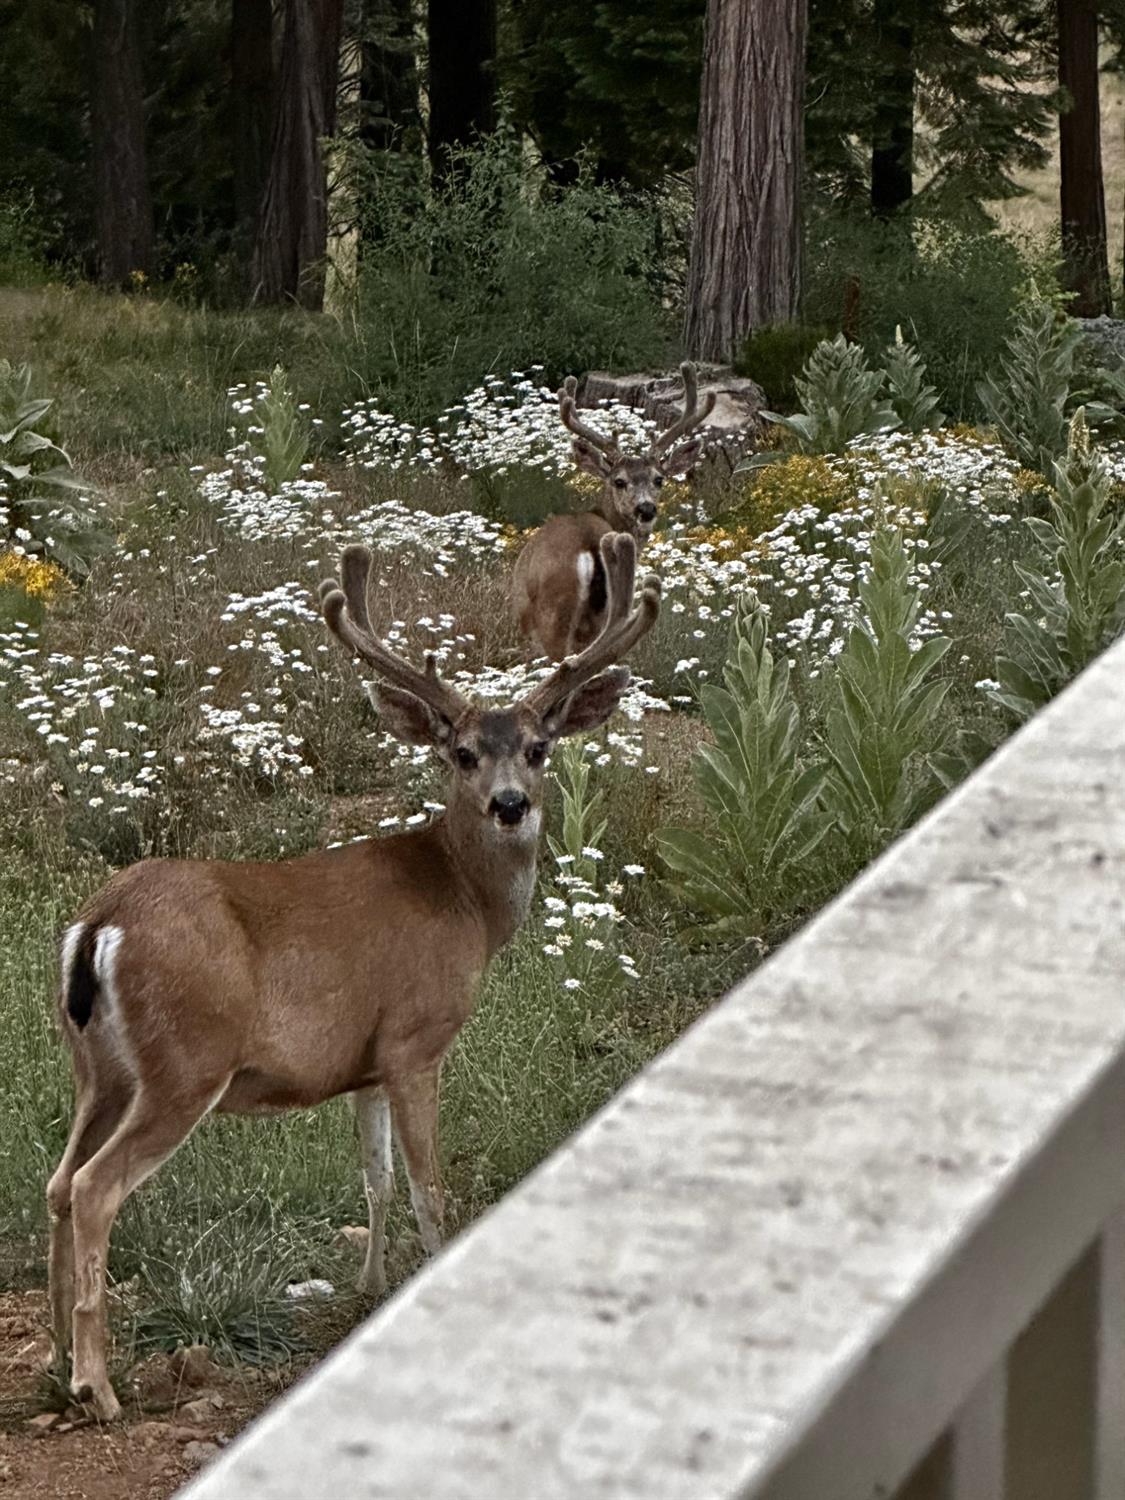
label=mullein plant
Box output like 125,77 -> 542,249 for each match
820,523 -> 954,863
657,592 -> 832,944
988,408 -> 1125,722
542,737 -> 642,991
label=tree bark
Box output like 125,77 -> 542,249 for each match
1058,0 -> 1110,316
91,0 -> 152,285
870,0 -> 914,218
231,0 -> 274,247
684,0 -> 808,360
427,0 -> 497,179
252,0 -> 344,308
361,0 -> 419,153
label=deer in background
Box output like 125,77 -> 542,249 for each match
512,361 -> 715,661
46,533 -> 660,1422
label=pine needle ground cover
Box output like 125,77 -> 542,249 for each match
1,305 -> 1123,1383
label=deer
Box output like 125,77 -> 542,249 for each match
45,532 -> 660,1422
512,361 -> 715,661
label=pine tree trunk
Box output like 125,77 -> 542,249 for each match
361,0 -> 419,154
231,0 -> 274,248
870,0 -> 914,218
252,0 -> 344,309
91,0 -> 152,285
684,0 -> 808,360
428,0 -> 497,178
1058,0 -> 1110,316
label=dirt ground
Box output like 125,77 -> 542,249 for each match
0,1290 -> 305,1499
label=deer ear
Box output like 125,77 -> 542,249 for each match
543,667 -> 631,740
570,437 -> 613,478
364,682 -> 453,748
661,438 -> 705,477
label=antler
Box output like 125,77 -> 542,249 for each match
653,361 -> 717,455
320,544 -> 470,724
558,375 -> 619,460
523,532 -> 661,717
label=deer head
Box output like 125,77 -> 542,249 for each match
321,534 -> 660,837
559,363 -> 716,539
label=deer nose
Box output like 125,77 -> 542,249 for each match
490,790 -> 530,826
636,501 -> 657,523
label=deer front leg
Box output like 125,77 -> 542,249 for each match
353,1085 -> 393,1296
388,1065 -> 444,1257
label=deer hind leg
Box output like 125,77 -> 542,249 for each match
354,1085 -> 394,1297
388,1065 -> 443,1257
46,1083 -> 132,1375
68,1081 -> 227,1421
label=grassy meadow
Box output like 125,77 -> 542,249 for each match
0,262 -> 1122,1391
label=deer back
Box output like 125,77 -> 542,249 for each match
512,511 -> 615,661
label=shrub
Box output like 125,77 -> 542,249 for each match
657,594 -> 832,942
803,210 -> 1062,420
732,453 -> 857,536
732,323 -> 832,412
349,126 -> 671,424
0,189 -> 53,286
751,334 -> 900,459
989,409 -> 1125,722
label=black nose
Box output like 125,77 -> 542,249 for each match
636,502 -> 656,522
490,791 -> 530,825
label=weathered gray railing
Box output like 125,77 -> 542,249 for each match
185,636 -> 1125,1500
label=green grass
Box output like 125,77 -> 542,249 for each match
0,286 -> 353,464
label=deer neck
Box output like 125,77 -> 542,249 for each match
439,796 -> 541,958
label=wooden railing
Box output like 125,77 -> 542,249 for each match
184,635 -> 1125,1500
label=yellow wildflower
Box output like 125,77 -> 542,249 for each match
0,550 -> 70,601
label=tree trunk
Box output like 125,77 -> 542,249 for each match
870,0 -> 914,218
361,0 -> 419,153
1058,0 -> 1110,317
684,0 -> 808,360
231,0 -> 274,248
91,0 -> 152,285
252,0 -> 344,309
427,0 -> 497,178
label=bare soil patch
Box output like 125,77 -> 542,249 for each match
0,1290 -> 305,1499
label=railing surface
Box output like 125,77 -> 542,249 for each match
186,637 -> 1125,1500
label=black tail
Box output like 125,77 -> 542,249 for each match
66,926 -> 99,1030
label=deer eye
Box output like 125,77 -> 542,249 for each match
526,740 -> 548,767
653,474 -> 664,488
455,746 -> 478,771
613,477 -> 627,489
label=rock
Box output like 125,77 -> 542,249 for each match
581,366 -> 765,456
130,1353 -> 181,1406
285,1278 -> 334,1301
171,1425 -> 210,1443
1078,315 -> 1125,368
170,1343 -> 219,1389
26,1412 -> 62,1436
182,1440 -> 221,1468
335,1225 -> 370,1251
177,1393 -> 222,1425
136,1421 -> 174,1444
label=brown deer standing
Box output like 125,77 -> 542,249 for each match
512,362 -> 715,660
46,534 -> 659,1421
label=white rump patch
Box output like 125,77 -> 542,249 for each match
60,922 -> 86,996
93,925 -> 125,997
575,551 -> 595,602
93,925 -> 135,1073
